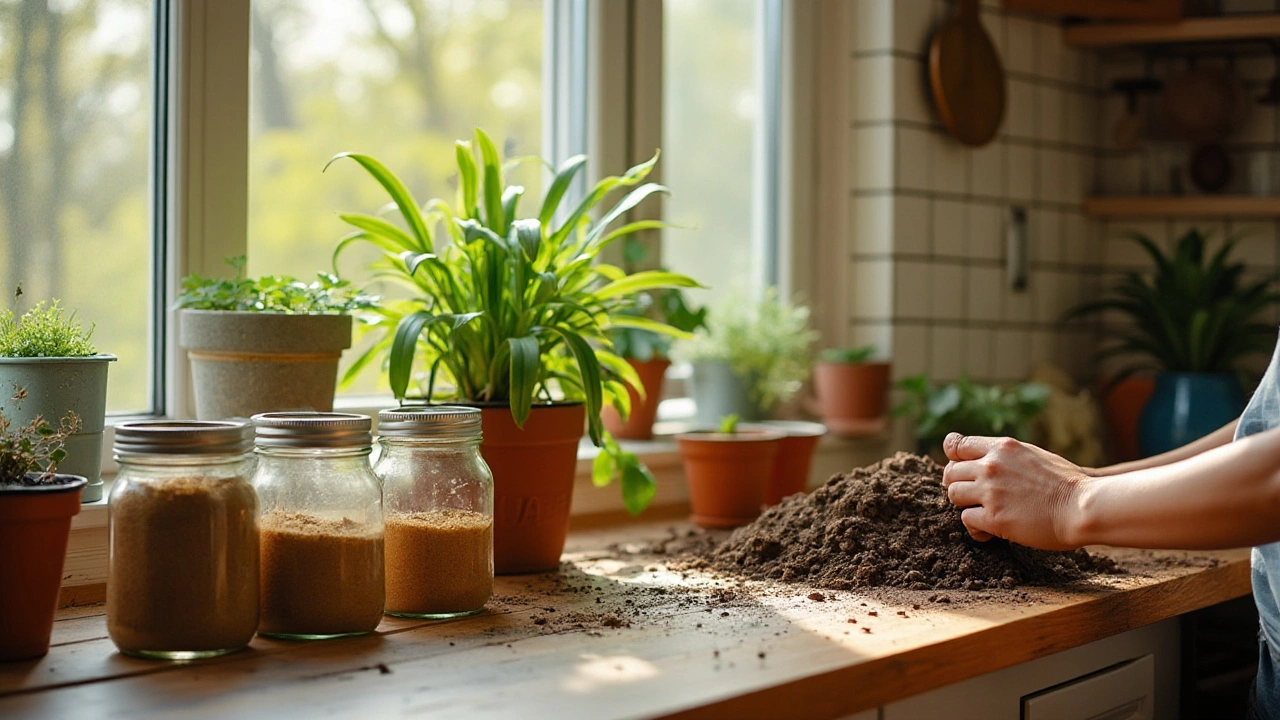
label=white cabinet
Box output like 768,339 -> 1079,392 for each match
1023,655 -> 1154,720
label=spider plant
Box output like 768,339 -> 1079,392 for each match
329,130 -> 701,513
1064,229 -> 1280,384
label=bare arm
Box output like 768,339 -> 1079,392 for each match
942,427 -> 1280,551
1086,418 -> 1238,476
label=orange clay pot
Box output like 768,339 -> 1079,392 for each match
601,358 -> 671,441
1102,376 -> 1155,463
813,361 -> 891,436
479,403 -> 585,574
677,429 -> 785,529
760,421 -> 828,506
0,474 -> 86,661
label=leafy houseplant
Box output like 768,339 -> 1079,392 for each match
330,129 -> 700,573
1064,229 -> 1278,455
0,300 -> 114,502
679,288 -> 816,423
812,345 -> 892,436
0,404 -> 88,661
895,374 -> 1050,458
176,256 -> 377,420
675,413 -> 785,528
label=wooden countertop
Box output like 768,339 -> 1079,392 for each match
0,522 -> 1252,719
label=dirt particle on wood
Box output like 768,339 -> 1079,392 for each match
807,592 -> 826,602
694,453 -> 1118,592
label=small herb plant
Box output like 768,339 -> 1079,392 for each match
895,375 -> 1050,445
0,301 -> 97,358
718,414 -> 740,434
0,387 -> 82,485
679,288 -> 817,415
818,346 -> 877,364
176,256 -> 377,314
608,237 -> 709,362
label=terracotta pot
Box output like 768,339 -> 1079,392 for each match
0,474 -> 86,662
1101,376 -> 1154,463
601,358 -> 670,440
759,421 -> 828,506
479,403 -> 585,574
677,429 -> 785,529
813,361 -> 891,436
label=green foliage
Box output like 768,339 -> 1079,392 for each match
679,288 -> 817,414
718,414 -> 740,434
818,346 -> 877,364
609,289 -> 709,362
176,256 -> 377,314
1064,229 -> 1280,382
0,389 -> 82,484
895,375 -> 1050,444
0,301 -> 97,358
331,129 -> 703,514
590,434 -> 658,516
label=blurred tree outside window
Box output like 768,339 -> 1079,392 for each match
0,0 -> 156,414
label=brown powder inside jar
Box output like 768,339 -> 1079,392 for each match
259,511 -> 385,637
107,476 -> 259,655
384,509 -> 493,617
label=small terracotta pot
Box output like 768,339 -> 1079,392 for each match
813,361 -> 891,436
479,403 -> 585,574
1101,376 -> 1154,463
677,429 -> 785,529
759,421 -> 828,506
601,357 -> 671,440
0,474 -> 86,662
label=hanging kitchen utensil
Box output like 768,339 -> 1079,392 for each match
1111,77 -> 1163,153
1162,62 -> 1248,141
1189,143 -> 1233,193
929,0 -> 1006,147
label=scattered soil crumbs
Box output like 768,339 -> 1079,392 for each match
694,453 -> 1120,592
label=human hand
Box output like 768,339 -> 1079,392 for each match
941,432 -> 1090,550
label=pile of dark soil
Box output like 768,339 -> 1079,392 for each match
700,452 -> 1117,591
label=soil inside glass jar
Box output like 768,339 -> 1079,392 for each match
107,477 -> 259,656
258,511 -> 385,637
384,509 -> 493,617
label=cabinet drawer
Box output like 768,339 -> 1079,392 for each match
1023,655 -> 1154,720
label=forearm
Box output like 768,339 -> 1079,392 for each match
1068,424 -> 1280,549
1087,418 -> 1239,476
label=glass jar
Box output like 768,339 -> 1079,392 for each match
251,412 -> 384,639
374,406 -> 493,618
107,421 -> 259,660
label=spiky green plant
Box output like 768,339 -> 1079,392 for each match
0,301 -> 97,358
329,129 -> 702,514
818,345 -> 878,364
895,375 -> 1050,444
1065,229 -> 1280,382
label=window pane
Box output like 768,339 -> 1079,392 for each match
662,0 -> 764,309
0,0 -> 155,413
248,0 -> 544,394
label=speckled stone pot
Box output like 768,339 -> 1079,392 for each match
179,310 -> 352,420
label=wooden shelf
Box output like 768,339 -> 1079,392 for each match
1083,196 -> 1280,218
1064,15 -> 1280,47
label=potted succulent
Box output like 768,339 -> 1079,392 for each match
895,374 -> 1050,461
175,256 -> 376,420
0,301 -> 114,502
1065,229 -> 1278,457
0,406 -> 86,661
330,129 -> 700,573
812,345 -> 892,436
679,288 -> 816,423
676,415 -> 785,528
602,284 -> 707,440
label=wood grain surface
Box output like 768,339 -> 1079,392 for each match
1,523 -> 1251,720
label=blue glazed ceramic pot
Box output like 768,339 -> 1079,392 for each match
1138,372 -> 1244,457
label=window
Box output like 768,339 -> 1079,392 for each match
0,0 -> 161,415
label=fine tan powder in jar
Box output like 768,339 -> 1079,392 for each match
107,477 -> 259,654
384,509 -> 493,617
258,511 -> 385,637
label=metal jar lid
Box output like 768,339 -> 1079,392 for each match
114,421 -> 253,457
251,412 -> 373,449
378,406 -> 482,440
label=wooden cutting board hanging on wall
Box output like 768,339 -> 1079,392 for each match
928,0 -> 1006,147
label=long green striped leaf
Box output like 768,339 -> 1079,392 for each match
325,153 -> 430,252
507,335 -> 541,428
539,154 -> 588,227
548,327 -> 604,445
595,270 -> 702,299
475,129 -> 507,236
455,141 -> 479,218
